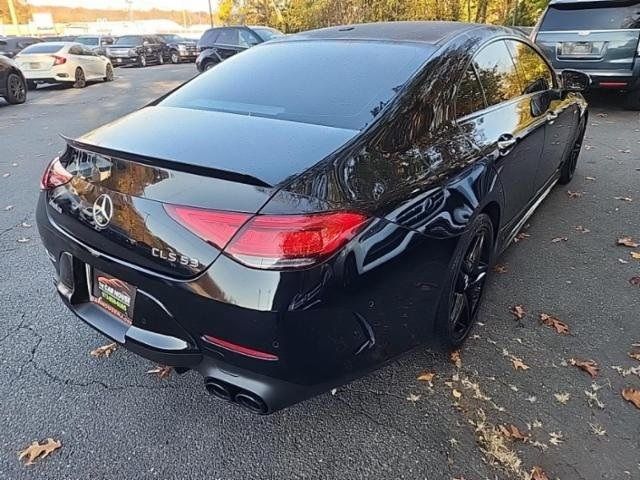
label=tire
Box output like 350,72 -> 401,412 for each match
558,117 -> 586,185
5,72 -> 27,104
435,213 -> 495,349
73,68 -> 86,89
26,80 -> 37,91
158,53 -> 164,65
623,89 -> 640,110
138,54 -> 147,68
104,64 -> 114,82
170,50 -> 180,64
203,60 -> 216,71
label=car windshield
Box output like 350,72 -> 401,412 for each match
76,37 -> 99,46
115,36 -> 142,45
160,40 -> 429,130
540,3 -> 640,30
20,43 -> 64,54
252,27 -> 284,41
164,35 -> 183,42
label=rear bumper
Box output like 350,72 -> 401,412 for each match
109,56 -> 138,66
23,71 -> 72,82
37,193 -> 447,412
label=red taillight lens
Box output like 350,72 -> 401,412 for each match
165,205 -> 368,270
51,55 -> 66,66
40,157 -> 73,190
202,335 -> 279,361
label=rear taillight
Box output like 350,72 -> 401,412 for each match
40,157 -> 73,190
51,55 -> 67,65
165,205 -> 368,270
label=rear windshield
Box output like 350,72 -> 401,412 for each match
160,40 -> 430,130
115,36 -> 142,45
76,37 -> 99,46
20,43 -> 63,54
540,3 -> 640,30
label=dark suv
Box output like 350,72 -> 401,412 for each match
159,34 -> 199,63
533,0 -> 640,109
106,35 -> 166,67
0,36 -> 42,58
195,25 -> 283,72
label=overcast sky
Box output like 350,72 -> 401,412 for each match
28,0 -> 218,12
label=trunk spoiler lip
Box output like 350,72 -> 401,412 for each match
59,134 -> 273,189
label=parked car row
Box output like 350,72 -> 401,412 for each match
105,34 -> 198,67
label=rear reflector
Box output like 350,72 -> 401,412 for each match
40,157 -> 73,190
202,335 -> 279,361
165,205 -> 368,270
599,81 -> 627,88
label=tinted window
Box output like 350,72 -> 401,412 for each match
76,37 -> 99,46
252,27 -> 284,41
68,45 -> 83,55
456,66 -> 486,118
473,41 -> 521,106
0,40 -> 6,48
160,41 -> 430,130
115,36 -> 143,45
20,43 -> 64,54
238,29 -> 260,47
216,29 -> 238,46
507,40 -> 554,94
200,29 -> 220,46
540,4 -> 640,30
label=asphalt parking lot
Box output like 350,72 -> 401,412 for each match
1,64 -> 639,480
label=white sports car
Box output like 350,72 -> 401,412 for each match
15,42 -> 114,89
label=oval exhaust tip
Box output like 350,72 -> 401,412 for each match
235,392 -> 268,415
205,379 -> 233,402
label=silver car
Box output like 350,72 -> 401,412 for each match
15,42 -> 114,89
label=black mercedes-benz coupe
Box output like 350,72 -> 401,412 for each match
37,22 -> 589,414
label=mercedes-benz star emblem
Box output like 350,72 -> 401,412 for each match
93,194 -> 113,228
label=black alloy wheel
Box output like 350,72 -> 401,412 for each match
104,64 -> 114,82
559,118 -> 586,185
6,73 -> 27,104
138,54 -> 147,68
170,50 -> 180,64
436,214 -> 494,348
73,68 -> 86,89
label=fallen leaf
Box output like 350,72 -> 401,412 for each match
17,237 -> 30,243
492,264 -> 508,274
575,225 -> 590,233
514,232 -> 530,242
585,390 -> 605,409
614,196 -> 633,202
549,431 -> 564,446
630,252 -> 640,260
417,371 -> 435,383
588,422 -> 607,436
540,313 -> 570,335
551,237 -> 568,243
621,388 -> 640,409
569,358 -> 599,378
630,277 -> 640,286
629,352 -> 640,362
406,393 -> 421,402
617,236 -> 639,248
619,258 -> 629,264
596,112 -> 608,118
511,357 -> 529,371
585,176 -> 596,181
510,305 -> 526,320
450,350 -> 462,368
2,173 -> 10,178
330,388 -> 337,395
530,466 -> 550,480
567,190 -> 583,198
90,342 -> 117,358
499,424 -> 529,441
147,365 -> 173,379
452,389 -> 462,399
554,392 -> 571,404
18,438 -> 62,465
21,222 -> 32,228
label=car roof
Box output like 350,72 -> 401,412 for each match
283,21 -> 489,46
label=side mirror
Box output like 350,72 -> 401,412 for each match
561,70 -> 591,92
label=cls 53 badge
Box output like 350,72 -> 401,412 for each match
151,247 -> 200,268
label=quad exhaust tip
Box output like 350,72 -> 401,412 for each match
204,378 -> 269,415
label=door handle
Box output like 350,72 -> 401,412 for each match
497,134 -> 517,155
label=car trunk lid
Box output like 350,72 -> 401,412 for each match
15,53 -> 58,71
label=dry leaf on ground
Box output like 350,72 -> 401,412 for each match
406,393 -> 421,403
493,264 -> 508,274
567,190 -> 583,198
551,237 -> 568,243
540,313 -> 570,335
452,389 -> 462,399
569,358 -> 599,378
614,196 -> 633,202
511,305 -> 526,320
630,277 -> 640,287
530,466 -> 550,480
629,351 -> 640,362
417,372 -> 435,383
622,388 -> 640,409
514,232 -> 530,242
617,236 -> 639,248
511,356 -> 529,371
147,365 -> 173,379
18,438 -> 62,465
499,424 -> 529,441
451,350 -> 462,368
90,342 -> 117,358
575,225 -> 591,233
554,392 -> 571,404
631,252 -> 640,260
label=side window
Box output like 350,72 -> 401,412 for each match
238,30 -> 260,47
202,29 -> 220,46
68,45 -> 83,55
216,28 -> 238,46
473,40 -> 522,107
507,40 -> 554,95
456,65 -> 486,119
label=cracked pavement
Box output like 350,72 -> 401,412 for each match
1,65 -> 639,479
